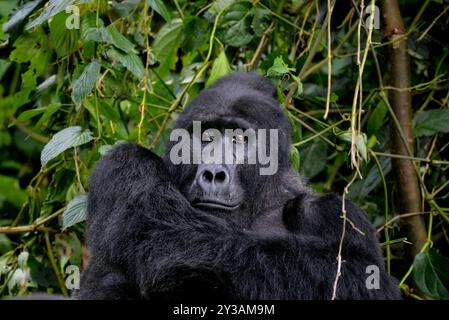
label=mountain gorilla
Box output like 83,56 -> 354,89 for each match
75,73 -> 401,300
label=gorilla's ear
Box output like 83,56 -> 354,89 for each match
212,72 -> 277,98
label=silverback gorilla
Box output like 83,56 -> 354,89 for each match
75,72 -> 401,300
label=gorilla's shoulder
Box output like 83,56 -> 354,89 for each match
89,142 -> 166,187
208,72 -> 276,97
101,142 -> 156,161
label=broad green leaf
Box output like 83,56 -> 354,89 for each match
113,0 -> 140,16
83,27 -> 110,43
35,103 -> 62,129
413,250 -> 449,299
206,50 -> 231,87
28,255 -> 58,287
83,26 -> 135,52
71,60 -> 101,108
210,0 -> 237,14
63,194 -> 88,229
153,18 -> 183,75
0,175 -> 27,208
348,157 -> 391,200
251,7 -> 271,37
0,234 -> 12,254
16,107 -> 49,122
110,49 -> 145,79
2,0 -> 42,32
80,12 -> 98,59
219,1 -> 254,47
10,28 -> 50,75
413,109 -> 449,137
107,26 -> 136,52
81,12 -> 101,40
146,0 -> 172,22
181,16 -> 208,53
41,126 -> 94,167
367,100 -> 388,135
49,11 -> 79,58
26,0 -> 74,29
289,146 -> 300,172
299,139 -> 328,179
320,57 -> 352,75
267,56 -> 296,77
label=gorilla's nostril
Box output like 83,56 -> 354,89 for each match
215,171 -> 227,183
202,170 -> 214,183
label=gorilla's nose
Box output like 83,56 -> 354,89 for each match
196,164 -> 230,192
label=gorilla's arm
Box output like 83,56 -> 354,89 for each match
77,143 -> 400,300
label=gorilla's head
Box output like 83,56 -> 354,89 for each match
164,73 -> 302,227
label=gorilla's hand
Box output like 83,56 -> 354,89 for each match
280,192 -> 402,299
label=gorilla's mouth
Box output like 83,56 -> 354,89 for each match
193,199 -> 240,211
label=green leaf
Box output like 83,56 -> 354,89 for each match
63,194 -> 88,229
3,0 -> 42,32
153,18 -> 183,75
83,26 -> 135,52
219,1 -> 254,47
110,49 -> 145,79
106,26 -> 136,52
181,16 -> 208,53
71,60 -> 101,108
267,56 -> 296,77
0,175 -> 27,208
35,103 -> 62,129
146,0 -> 172,22
413,109 -> 449,137
26,0 -> 74,29
251,7 -> 271,37
289,146 -> 300,172
28,255 -> 58,287
0,234 -> 12,254
206,50 -> 231,87
49,11 -> 79,58
113,0 -> 140,16
348,157 -> 391,200
367,100 -> 388,135
210,0 -> 237,14
413,250 -> 449,299
41,126 -> 94,167
16,107 -> 49,122
299,139 -> 328,179
10,28 -> 50,76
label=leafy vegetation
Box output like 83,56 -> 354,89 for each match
0,0 -> 448,299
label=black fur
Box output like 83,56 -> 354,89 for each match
75,72 -> 401,300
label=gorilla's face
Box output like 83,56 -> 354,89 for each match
166,121 -> 262,226
164,73 -> 293,226
189,124 -> 249,213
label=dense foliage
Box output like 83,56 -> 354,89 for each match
0,0 -> 448,299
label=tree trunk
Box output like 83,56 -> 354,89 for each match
381,0 -> 427,257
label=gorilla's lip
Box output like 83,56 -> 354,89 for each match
193,200 -> 240,211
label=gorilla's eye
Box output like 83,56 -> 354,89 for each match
202,131 -> 214,142
232,134 -> 247,144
